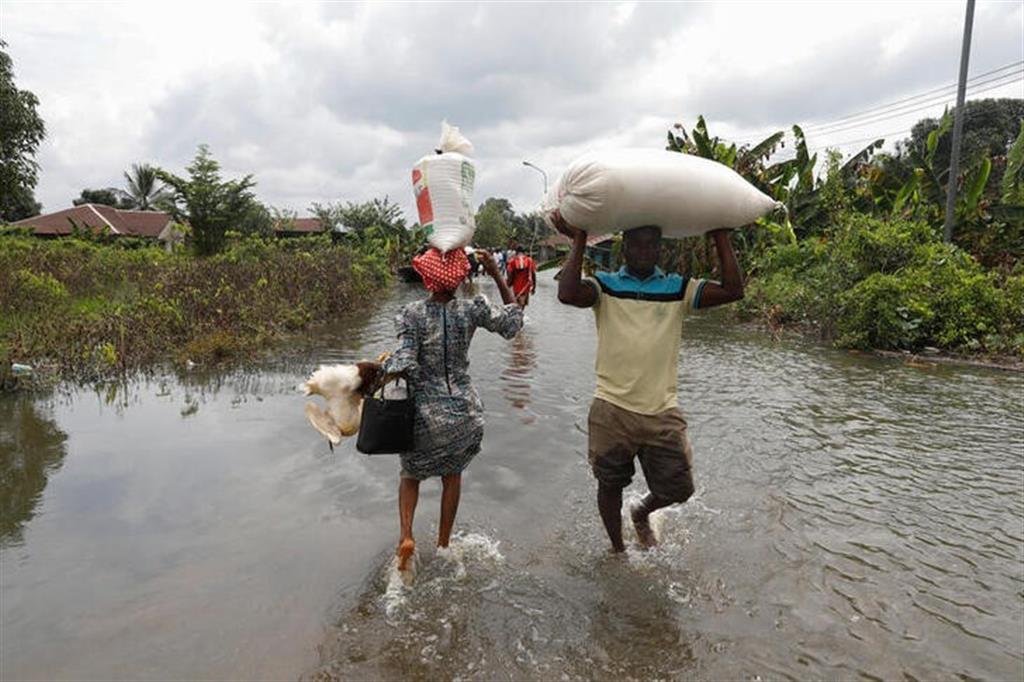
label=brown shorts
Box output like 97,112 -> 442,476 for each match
587,398 -> 695,503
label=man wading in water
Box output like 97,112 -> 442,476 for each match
553,212 -> 744,552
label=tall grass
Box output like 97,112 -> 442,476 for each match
0,234 -> 391,386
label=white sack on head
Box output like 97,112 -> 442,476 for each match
438,120 -> 474,156
413,122 -> 477,252
541,149 -> 781,239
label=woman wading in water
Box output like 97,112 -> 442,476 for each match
368,247 -> 522,571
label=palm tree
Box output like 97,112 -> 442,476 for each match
123,163 -> 172,210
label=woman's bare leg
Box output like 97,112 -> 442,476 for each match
398,477 -> 420,569
438,473 -> 462,548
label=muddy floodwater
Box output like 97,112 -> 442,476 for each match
2,273 -> 1022,681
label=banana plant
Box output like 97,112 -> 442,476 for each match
1000,120 -> 1024,205
892,111 -> 953,219
957,156 -> 992,223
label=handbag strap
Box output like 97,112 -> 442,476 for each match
368,374 -> 408,399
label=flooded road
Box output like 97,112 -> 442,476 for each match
2,273 -> 1022,680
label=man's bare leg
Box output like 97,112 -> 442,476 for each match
598,483 -> 626,553
398,477 -> 420,570
438,473 -> 462,548
630,492 -> 674,548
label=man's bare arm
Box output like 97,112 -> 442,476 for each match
553,212 -> 597,308
694,229 -> 744,308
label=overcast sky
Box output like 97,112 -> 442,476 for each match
4,1 -> 1022,220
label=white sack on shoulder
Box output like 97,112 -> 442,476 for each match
541,149 -> 781,239
413,121 -> 477,252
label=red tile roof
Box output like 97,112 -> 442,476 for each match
272,217 -> 324,233
288,217 -> 323,233
114,210 -> 174,237
13,204 -> 172,238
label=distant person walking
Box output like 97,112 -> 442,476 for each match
506,244 -> 537,307
553,210 -> 745,553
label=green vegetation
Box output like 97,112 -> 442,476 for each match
0,234 -> 390,387
310,196 -> 427,271
474,197 -> 550,249
157,145 -> 259,256
75,163 -> 175,211
663,100 -> 1024,358
737,214 -> 1024,355
0,40 -> 46,222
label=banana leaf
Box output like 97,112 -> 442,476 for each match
840,139 -> 885,177
962,156 -> 992,215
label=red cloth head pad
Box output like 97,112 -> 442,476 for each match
412,247 -> 471,292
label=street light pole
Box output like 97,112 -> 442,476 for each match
522,161 -> 548,256
943,0 -> 976,243
522,160 -> 548,195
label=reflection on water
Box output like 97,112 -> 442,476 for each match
500,330 -> 537,419
0,399 -> 68,547
2,275 -> 1023,681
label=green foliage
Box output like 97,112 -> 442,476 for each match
906,98 -> 1024,178
123,163 -> 173,210
236,201 -> 274,237
473,198 -> 550,250
311,196 -> 404,236
4,269 -> 68,314
309,197 -> 426,271
474,197 -> 514,248
74,187 -> 134,209
740,213 -> 1024,355
0,40 -> 46,222
157,145 -> 257,256
1001,120 -> 1024,205
0,234 -> 391,384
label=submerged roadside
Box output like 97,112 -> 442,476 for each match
0,234 -> 392,390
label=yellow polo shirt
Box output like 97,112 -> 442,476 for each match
587,267 -> 706,415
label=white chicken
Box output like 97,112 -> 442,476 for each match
303,364 -> 365,449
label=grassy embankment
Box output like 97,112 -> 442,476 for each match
0,233 -> 391,388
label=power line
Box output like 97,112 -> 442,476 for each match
769,104 -> 1010,161
736,71 -> 1021,145
731,59 -> 1023,144
802,60 -> 1021,131
803,70 -> 1022,135
808,130 -> 911,154
737,77 -> 1021,159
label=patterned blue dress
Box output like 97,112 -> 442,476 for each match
383,295 -> 523,479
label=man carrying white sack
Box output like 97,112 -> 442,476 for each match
553,211 -> 744,553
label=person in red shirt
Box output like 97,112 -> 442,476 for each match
506,244 -> 537,307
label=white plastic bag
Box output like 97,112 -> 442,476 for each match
412,122 -> 476,252
541,149 -> 780,239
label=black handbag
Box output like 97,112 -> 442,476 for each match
356,377 -> 414,455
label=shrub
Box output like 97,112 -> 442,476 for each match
0,234 -> 393,385
744,211 -> 1024,355
4,269 -> 68,313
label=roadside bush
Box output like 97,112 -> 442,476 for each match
741,212 -> 1024,356
4,269 -> 68,314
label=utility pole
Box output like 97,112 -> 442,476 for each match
943,0 -> 976,242
522,161 -> 548,256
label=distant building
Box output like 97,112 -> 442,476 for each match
272,217 -> 325,237
14,205 -> 341,245
12,204 -> 182,249
538,232 -> 615,270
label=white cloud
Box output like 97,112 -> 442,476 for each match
2,0 -> 1021,220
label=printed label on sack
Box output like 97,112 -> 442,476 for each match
412,167 -> 434,227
